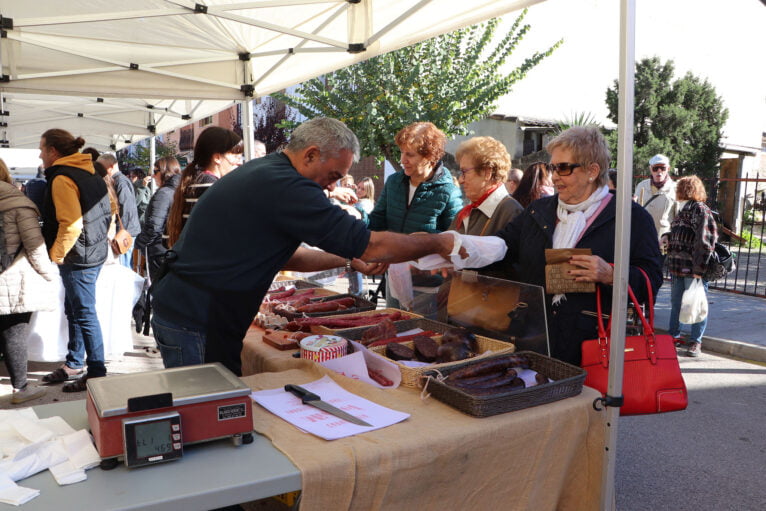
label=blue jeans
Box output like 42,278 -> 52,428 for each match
668,275 -> 709,344
60,264 -> 107,377
118,240 -> 135,269
151,314 -> 206,369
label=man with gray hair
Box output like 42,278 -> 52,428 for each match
634,154 -> 677,251
150,117 -> 461,375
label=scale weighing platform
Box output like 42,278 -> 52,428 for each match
86,363 -> 254,468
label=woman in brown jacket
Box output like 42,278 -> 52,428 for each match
0,164 -> 58,404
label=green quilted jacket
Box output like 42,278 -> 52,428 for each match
367,162 -> 464,234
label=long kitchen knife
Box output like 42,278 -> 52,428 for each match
284,384 -> 373,427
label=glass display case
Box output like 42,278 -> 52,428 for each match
407,270 -> 550,356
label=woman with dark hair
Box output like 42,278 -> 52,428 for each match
664,175 -> 717,357
512,161 -> 554,208
166,126 -> 243,246
131,167 -> 152,222
135,156 -> 182,281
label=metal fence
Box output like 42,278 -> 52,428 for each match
705,175 -> 765,297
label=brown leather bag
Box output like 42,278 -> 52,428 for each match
111,214 -> 133,255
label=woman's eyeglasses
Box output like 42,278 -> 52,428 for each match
546,163 -> 581,176
458,167 -> 476,178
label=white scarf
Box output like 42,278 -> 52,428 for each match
551,185 -> 610,304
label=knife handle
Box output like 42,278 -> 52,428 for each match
284,384 -> 319,404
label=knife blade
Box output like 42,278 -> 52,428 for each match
284,384 -> 373,427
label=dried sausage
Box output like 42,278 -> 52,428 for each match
445,354 -> 530,381
366,330 -> 438,347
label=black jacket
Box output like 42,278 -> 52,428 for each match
42,165 -> 111,267
495,193 -> 663,365
112,171 -> 141,237
135,174 -> 180,257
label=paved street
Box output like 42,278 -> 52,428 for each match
616,350 -> 766,510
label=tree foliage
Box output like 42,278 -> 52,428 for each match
251,97 -> 297,153
605,56 -> 728,180
274,10 -> 561,169
118,139 -> 178,171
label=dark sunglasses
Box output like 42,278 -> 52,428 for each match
546,162 -> 581,176
651,165 -> 667,172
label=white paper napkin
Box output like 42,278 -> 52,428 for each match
0,473 -> 39,506
60,430 -> 100,470
49,460 -> 87,485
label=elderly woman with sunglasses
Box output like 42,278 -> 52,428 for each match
487,126 -> 663,365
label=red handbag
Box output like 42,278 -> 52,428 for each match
581,269 -> 688,416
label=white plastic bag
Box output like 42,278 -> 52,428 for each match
679,279 -> 708,324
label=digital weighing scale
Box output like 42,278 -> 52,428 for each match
86,363 -> 254,468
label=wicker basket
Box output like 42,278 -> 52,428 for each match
310,308 -> 422,334
420,351 -> 585,417
355,319 -> 514,388
276,293 -> 376,320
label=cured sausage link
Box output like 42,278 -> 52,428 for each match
446,354 -> 529,381
452,369 -> 519,389
366,330 -> 439,347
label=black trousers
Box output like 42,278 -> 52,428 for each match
0,312 -> 32,390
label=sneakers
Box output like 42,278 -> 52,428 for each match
686,342 -> 702,357
672,336 -> 689,348
11,385 -> 47,404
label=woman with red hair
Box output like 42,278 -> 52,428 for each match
367,122 -> 463,311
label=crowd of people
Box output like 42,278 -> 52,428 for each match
1,116 -> 720,403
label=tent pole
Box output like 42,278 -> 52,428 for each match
242,99 -> 255,161
601,1 -> 636,509
149,136 -> 156,193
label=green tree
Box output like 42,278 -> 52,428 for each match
118,139 -> 179,171
252,97 -> 296,153
274,10 -> 561,169
605,56 -> 728,180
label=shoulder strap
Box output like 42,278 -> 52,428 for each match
642,193 -> 661,209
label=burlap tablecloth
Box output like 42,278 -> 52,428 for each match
240,327 -> 309,376
244,364 -> 605,511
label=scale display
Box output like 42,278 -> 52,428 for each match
123,411 -> 183,467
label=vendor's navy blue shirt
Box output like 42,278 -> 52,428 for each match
151,152 -> 370,371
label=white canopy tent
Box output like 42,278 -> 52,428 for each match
0,1 -> 637,508
0,0 -> 545,150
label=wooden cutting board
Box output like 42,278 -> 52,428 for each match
262,329 -> 300,350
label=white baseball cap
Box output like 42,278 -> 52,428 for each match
649,154 -> 670,166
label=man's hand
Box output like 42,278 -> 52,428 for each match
328,187 -> 358,204
352,259 -> 388,275
435,231 -> 467,261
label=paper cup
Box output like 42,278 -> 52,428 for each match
300,335 -> 348,362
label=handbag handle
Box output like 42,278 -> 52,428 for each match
595,267 -> 657,366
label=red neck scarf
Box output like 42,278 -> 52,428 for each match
455,183 -> 501,230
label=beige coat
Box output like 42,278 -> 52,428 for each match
0,181 -> 58,314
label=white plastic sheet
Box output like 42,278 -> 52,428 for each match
410,233 -> 508,271
26,264 -> 144,362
